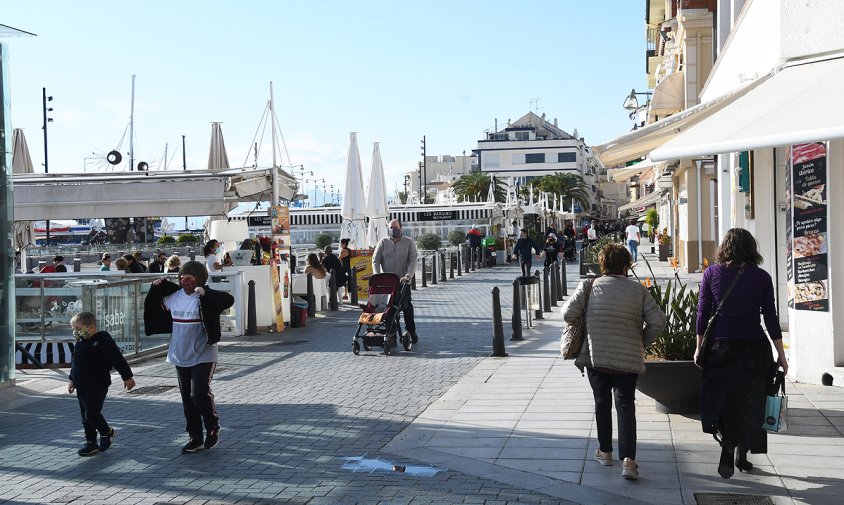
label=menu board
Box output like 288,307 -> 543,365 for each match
787,143 -> 829,311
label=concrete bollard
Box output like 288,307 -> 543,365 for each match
350,268 -> 359,305
431,254 -> 438,285
511,278 -> 524,341
189,248 -> 195,261
246,280 -> 258,335
491,287 -> 508,357
306,273 -> 316,318
328,269 -> 339,311
533,270 -> 544,320
421,258 -> 428,287
542,266 -> 552,313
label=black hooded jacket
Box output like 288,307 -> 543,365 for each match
144,281 -> 234,345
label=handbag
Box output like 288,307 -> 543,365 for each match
695,267 -> 745,368
764,370 -> 788,432
560,279 -> 594,359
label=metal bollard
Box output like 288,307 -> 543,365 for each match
246,280 -> 258,335
421,258 -> 428,287
440,252 -> 447,282
550,262 -> 559,306
579,246 -> 586,277
350,268 -> 359,305
491,287 -> 508,357
411,272 -> 417,290
457,248 -> 462,276
511,278 -> 524,341
189,248 -> 195,261
561,258 -> 568,297
431,254 -> 438,285
328,269 -> 339,311
533,270 -> 544,320
73,258 -> 81,272
542,266 -> 552,313
479,247 -> 485,269
306,273 -> 316,317
557,261 -> 565,300
449,251 -> 455,279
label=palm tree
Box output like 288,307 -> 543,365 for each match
537,172 -> 590,211
452,172 -> 506,203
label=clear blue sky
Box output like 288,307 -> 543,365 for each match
3,1 -> 646,201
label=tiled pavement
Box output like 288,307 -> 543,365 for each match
3,242 -> 844,504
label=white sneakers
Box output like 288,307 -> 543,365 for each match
621,457 -> 639,480
594,449 -> 613,466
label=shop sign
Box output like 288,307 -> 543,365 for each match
417,210 -> 458,221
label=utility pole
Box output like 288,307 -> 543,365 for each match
42,87 -> 53,245
420,135 -> 427,204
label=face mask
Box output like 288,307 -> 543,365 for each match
390,228 -> 402,238
180,278 -> 198,294
73,328 -> 91,341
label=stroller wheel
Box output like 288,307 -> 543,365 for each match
401,331 -> 412,351
352,341 -> 360,355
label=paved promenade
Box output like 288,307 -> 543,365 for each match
2,242 -> 843,504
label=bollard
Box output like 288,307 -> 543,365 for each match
449,251 -> 455,279
542,266 -> 552,313
350,268 -> 359,305
328,269 -> 339,311
440,251 -> 447,282
479,246 -> 485,269
189,248 -> 196,261
533,270 -> 544,320
457,248 -> 462,276
491,287 -> 508,357
579,246 -> 586,277
246,280 -> 258,335
511,278 -> 524,341
73,258 -> 81,272
560,258 -> 568,297
411,272 -> 417,290
550,262 -> 559,306
421,258 -> 428,287
557,261 -> 565,300
306,273 -> 316,317
431,254 -> 438,285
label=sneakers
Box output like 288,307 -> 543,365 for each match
410,331 -> 419,344
181,437 -> 205,453
621,457 -> 639,480
594,449 -> 613,466
204,427 -> 220,450
78,441 -> 99,457
99,428 -> 115,452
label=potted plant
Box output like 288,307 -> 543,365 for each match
658,228 -> 672,261
635,280 -> 701,414
580,235 -> 614,277
644,209 -> 659,253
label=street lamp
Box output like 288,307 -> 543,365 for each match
622,88 -> 652,111
42,87 -> 54,244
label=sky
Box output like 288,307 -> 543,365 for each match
2,1 -> 647,206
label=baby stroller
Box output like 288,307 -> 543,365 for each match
352,273 -> 412,355
563,236 -> 577,262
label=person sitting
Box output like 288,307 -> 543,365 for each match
165,255 -> 182,273
100,254 -> 112,272
304,253 -> 327,279
123,254 -> 145,274
148,251 -> 168,274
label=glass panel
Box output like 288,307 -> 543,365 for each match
0,43 -> 13,383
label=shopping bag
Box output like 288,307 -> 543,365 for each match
763,370 -> 787,432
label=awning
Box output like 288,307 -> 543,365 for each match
607,158 -> 665,182
652,56 -> 844,161
592,79 -> 764,166
649,71 -> 685,116
617,191 -> 662,213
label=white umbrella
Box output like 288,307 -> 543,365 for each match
12,128 -> 36,250
207,122 -> 230,170
365,142 -> 389,248
340,133 -> 367,248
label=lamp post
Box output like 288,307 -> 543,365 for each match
622,88 -> 653,128
293,165 -> 309,206
42,87 -> 54,245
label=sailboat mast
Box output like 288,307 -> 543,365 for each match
270,81 -> 279,205
129,74 -> 135,171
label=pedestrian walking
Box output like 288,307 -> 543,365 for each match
373,219 -> 419,344
512,229 -> 540,276
466,224 -> 483,261
322,245 -> 347,297
561,243 -> 666,480
625,220 -> 641,263
148,251 -> 168,274
67,311 -> 135,456
696,228 -> 788,479
339,238 -> 353,300
542,233 -> 561,267
144,261 -> 234,453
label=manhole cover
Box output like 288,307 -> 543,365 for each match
695,493 -> 774,505
127,385 -> 177,395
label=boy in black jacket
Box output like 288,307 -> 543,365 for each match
68,312 -> 135,456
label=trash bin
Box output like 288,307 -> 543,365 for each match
516,275 -> 540,328
290,302 -> 308,328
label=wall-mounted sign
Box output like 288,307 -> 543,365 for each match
417,210 -> 458,221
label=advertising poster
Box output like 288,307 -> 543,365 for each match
270,264 -> 284,332
789,143 -> 829,311
350,251 -> 374,301
269,205 -> 291,330
271,205 -> 291,262
785,148 -> 793,308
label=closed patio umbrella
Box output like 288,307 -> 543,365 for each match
365,142 -> 389,248
11,128 -> 36,250
340,133 -> 368,249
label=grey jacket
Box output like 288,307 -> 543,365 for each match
562,275 -> 666,374
372,235 -> 417,279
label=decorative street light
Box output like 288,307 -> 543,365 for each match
42,87 -> 54,244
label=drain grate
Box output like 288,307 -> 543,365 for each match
127,385 -> 177,396
695,493 -> 774,505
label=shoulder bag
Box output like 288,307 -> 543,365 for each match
561,279 -> 594,359
764,370 -> 788,432
695,267 -> 745,368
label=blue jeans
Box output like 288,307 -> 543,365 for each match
628,240 -> 639,261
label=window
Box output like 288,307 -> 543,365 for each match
512,154 -> 525,164
514,131 -> 530,141
558,152 -> 576,163
526,153 -> 545,164
484,153 -> 500,168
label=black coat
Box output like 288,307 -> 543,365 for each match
144,281 -> 235,345
322,253 -> 347,285
69,331 -> 133,388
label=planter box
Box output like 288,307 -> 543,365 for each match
658,244 -> 671,262
636,360 -> 701,414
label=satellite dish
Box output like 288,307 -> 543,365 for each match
137,161 -> 148,171
106,150 -> 122,165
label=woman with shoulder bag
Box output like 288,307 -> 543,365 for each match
561,243 -> 666,480
696,228 -> 788,479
